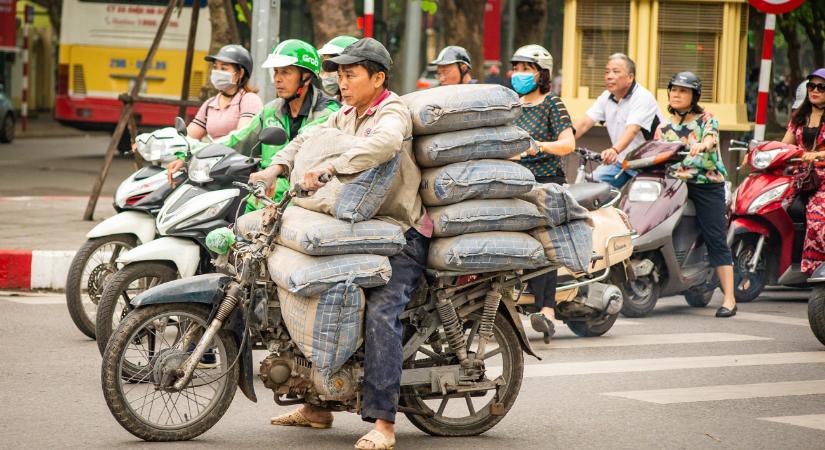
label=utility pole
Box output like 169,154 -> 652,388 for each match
401,0 -> 422,94
251,0 -> 280,102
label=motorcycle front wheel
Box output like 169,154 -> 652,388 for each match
400,312 -> 524,437
732,236 -> 766,303
567,313 -> 619,337
619,275 -> 660,318
101,303 -> 238,441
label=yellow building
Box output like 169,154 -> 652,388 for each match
561,0 -> 751,132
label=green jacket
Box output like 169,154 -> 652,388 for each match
218,87 -> 340,211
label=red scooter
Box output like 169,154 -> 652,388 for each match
727,140 -> 811,302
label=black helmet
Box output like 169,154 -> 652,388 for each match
205,44 -> 254,80
431,46 -> 472,69
668,71 -> 701,103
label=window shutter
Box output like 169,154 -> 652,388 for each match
577,0 -> 630,98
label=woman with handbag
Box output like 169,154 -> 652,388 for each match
782,68 -> 825,275
655,72 -> 737,317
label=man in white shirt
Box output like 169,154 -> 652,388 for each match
573,53 -> 664,188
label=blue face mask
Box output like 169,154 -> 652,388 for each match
511,72 -> 537,94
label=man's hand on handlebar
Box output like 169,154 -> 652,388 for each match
601,147 -> 619,165
249,165 -> 283,189
300,166 -> 335,192
166,159 -> 185,186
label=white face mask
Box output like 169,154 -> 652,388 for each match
210,69 -> 236,92
321,73 -> 340,95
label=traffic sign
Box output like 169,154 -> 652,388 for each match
748,0 -> 805,15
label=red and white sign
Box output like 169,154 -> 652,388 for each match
748,0 -> 805,15
0,0 -> 16,51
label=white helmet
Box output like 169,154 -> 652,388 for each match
792,80 -> 808,110
510,44 -> 553,74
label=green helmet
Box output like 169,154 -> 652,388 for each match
262,39 -> 321,77
318,35 -> 358,57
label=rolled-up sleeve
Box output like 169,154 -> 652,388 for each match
269,112 -> 337,177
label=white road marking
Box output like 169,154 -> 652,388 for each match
538,333 -> 771,349
603,380 -> 825,404
0,295 -> 65,305
759,414 -> 825,432
520,352 -> 825,378
685,308 -> 809,326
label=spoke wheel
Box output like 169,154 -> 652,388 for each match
101,303 -> 238,441
96,262 -> 178,358
66,235 -> 137,339
400,312 -> 524,437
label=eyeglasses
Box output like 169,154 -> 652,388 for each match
807,82 -> 825,93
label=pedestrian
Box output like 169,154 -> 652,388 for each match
655,71 -> 736,317
432,45 -> 474,85
573,53 -> 663,188
781,68 -> 825,275
317,35 -> 359,100
189,44 -> 263,141
251,37 -> 430,450
509,44 -> 576,341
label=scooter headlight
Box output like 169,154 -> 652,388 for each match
628,180 -> 662,202
188,156 -> 222,183
751,149 -> 782,170
747,182 -> 789,214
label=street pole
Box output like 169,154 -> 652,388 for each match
251,0 -> 280,103
21,24 -> 29,132
401,0 -> 421,94
754,13 -> 775,142
364,0 -> 374,38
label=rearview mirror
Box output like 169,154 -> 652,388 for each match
174,117 -> 188,137
260,127 -> 287,146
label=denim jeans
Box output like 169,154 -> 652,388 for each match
592,163 -> 635,189
361,227 -> 429,423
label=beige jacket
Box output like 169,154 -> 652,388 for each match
270,90 -> 432,236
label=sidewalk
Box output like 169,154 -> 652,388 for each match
0,196 -> 116,290
15,114 -> 106,140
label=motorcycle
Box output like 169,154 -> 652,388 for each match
517,180 -> 634,337
101,178 -> 541,441
727,140 -> 813,302
66,127 -> 187,338
615,141 -> 727,317
93,120 -> 286,355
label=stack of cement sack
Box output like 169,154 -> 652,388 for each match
402,84 -> 551,272
237,128 -> 404,378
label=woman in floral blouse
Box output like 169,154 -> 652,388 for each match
510,44 -> 576,340
655,71 -> 736,318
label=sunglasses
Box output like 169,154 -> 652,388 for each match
807,82 -> 825,93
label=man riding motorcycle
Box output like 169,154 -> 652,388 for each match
432,45 -> 474,86
167,39 -> 340,211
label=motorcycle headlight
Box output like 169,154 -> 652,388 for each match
188,156 -> 222,183
628,180 -> 662,202
747,182 -> 789,214
751,149 -> 782,170
173,198 -> 232,231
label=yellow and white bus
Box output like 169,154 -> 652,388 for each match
56,0 -> 210,129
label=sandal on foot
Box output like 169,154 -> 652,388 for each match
530,313 -> 550,333
270,409 -> 332,429
542,319 -> 556,344
355,429 -> 395,450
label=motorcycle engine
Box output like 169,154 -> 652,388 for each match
259,352 -> 361,403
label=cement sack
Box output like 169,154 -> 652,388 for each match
268,245 -> 392,296
413,125 -> 532,168
428,231 -> 548,272
429,199 -> 545,238
530,219 -> 593,273
518,182 -> 592,227
402,84 -> 522,135
291,128 -> 400,223
278,283 -> 365,378
277,206 -> 406,256
420,160 -> 535,207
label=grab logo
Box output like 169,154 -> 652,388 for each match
748,0 -> 804,14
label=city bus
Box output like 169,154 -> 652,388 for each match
55,0 -> 211,130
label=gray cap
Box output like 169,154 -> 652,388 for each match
322,38 -> 392,73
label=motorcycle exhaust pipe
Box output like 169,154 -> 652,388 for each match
583,282 -> 624,315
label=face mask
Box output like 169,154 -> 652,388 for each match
321,73 -> 340,95
511,72 -> 537,95
210,69 -> 236,92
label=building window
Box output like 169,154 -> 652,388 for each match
657,1 -> 723,102
577,0 -> 630,98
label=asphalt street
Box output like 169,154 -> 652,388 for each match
1,289 -> 823,449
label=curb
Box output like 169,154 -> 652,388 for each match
0,249 -> 75,290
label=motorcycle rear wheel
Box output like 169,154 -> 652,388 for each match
101,303 -> 238,441
567,313 -> 619,337
808,287 -> 825,347
66,234 -> 137,339
400,312 -> 523,437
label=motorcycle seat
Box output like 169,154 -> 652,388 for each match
566,183 -> 613,211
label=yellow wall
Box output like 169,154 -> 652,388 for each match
561,0 -> 750,131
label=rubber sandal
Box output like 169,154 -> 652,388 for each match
270,409 -> 332,429
354,429 -> 395,450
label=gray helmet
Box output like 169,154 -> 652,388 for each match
205,45 -> 254,80
431,46 -> 472,69
668,71 -> 701,103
